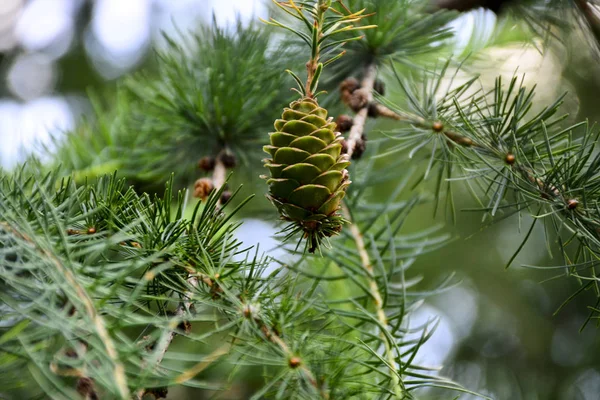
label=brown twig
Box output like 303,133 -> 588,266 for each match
342,64 -> 475,158
212,154 -> 227,193
345,64 -> 377,158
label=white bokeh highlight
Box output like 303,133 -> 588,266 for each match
1,0 -> 269,169
0,98 -> 74,168
15,0 -> 77,57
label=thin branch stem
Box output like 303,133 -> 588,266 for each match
340,206 -> 404,398
305,4 -> 325,97
212,155 -> 227,193
346,63 -> 377,158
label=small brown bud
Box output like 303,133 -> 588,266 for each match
341,91 -> 352,107
352,137 -> 367,160
177,320 -> 192,335
66,304 -> 76,316
76,377 -> 98,400
432,121 -> 444,132
367,102 -> 379,118
567,199 -> 579,210
198,156 -> 215,172
336,115 -> 354,132
220,190 -> 232,204
220,151 -> 237,168
340,77 -> 360,94
87,227 -> 96,234
348,88 -> 369,112
210,285 -> 224,300
146,387 -> 169,400
143,335 -> 157,351
194,178 -> 214,200
374,79 -> 385,95
65,348 -> 78,358
289,356 -> 302,369
505,153 -> 516,165
67,228 -> 79,236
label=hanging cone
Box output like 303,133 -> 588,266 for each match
263,97 -> 350,252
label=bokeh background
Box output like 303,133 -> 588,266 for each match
2,1 -> 600,399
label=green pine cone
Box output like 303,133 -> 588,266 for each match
263,97 -> 350,252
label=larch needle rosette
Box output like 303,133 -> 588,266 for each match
261,0 -> 375,253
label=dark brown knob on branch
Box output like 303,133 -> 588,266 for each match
434,0 -> 513,13
340,77 -> 361,94
288,356 -> 302,369
145,387 -> 169,400
194,178 -> 214,200
348,88 -> 369,112
374,79 -> 385,95
76,378 -> 99,400
352,136 -> 367,160
567,199 -> 579,210
432,121 -> 444,132
177,320 -> 192,335
220,151 -> 237,168
220,190 -> 232,204
505,153 -> 516,165
340,77 -> 361,107
367,102 -> 381,118
198,156 -> 215,172
336,114 -> 354,132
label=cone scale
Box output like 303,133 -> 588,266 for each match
263,97 -> 350,252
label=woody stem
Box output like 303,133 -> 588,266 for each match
346,64 -> 376,158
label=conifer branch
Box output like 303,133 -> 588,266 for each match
342,66 -> 476,157
340,206 -> 404,399
136,272 -> 226,399
345,64 -> 376,159
245,304 -> 327,398
0,222 -> 130,399
138,158 -> 230,398
213,155 -> 227,194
